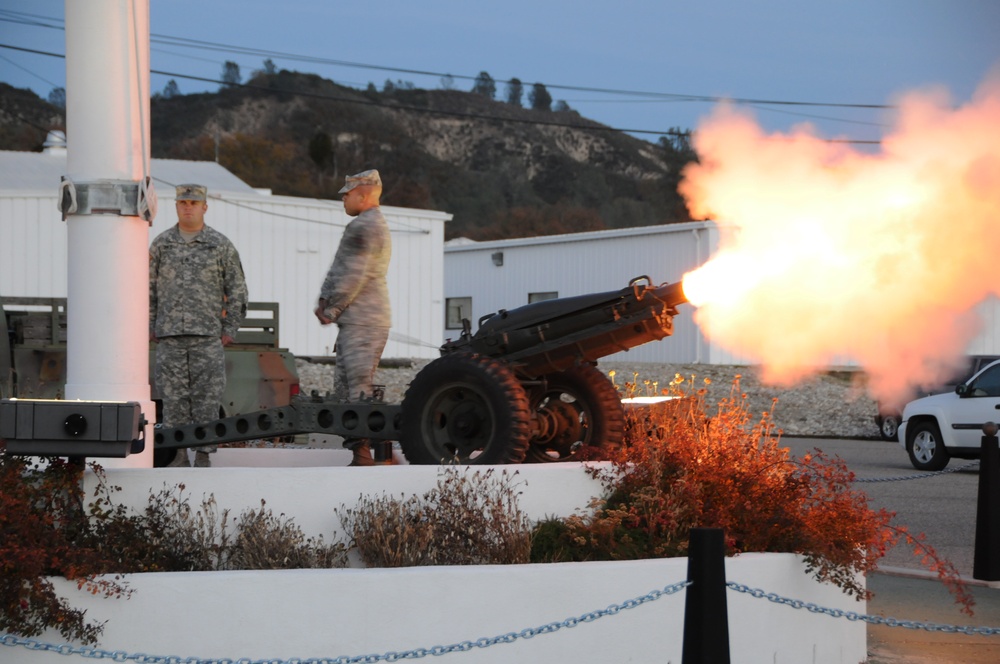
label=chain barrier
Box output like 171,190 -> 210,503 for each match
852,460 -> 980,483
6,577 -> 999,661
727,582 -> 1000,636
0,580 -> 691,663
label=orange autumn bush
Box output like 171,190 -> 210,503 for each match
531,373 -> 971,608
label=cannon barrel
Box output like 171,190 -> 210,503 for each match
442,276 -> 688,378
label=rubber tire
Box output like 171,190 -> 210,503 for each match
400,353 -> 531,464
525,363 -> 624,462
879,414 -> 900,442
906,420 -> 949,471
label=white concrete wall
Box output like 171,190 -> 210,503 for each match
4,460 -> 866,664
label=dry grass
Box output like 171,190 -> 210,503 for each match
229,501 -> 349,570
337,467 -> 532,567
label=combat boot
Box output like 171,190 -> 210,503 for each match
167,450 -> 190,467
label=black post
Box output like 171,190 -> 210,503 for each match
974,422 -> 1000,580
682,527 -> 730,664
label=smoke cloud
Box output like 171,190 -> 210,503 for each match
679,71 -> 1000,407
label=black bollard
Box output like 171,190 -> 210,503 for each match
682,528 -> 731,664
974,422 -> 1000,580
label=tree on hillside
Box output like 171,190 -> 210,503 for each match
528,83 -> 552,111
472,71 -> 496,99
439,74 -> 455,90
47,87 -> 65,109
263,58 -> 277,75
553,100 -> 571,112
162,80 -> 180,99
221,61 -> 242,88
658,129 -> 697,166
505,78 -> 523,107
309,130 -> 334,171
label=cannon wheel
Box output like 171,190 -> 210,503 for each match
400,352 -> 532,464
525,363 -> 624,462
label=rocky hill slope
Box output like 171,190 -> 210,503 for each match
0,72 -> 697,240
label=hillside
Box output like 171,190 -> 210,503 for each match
0,73 -> 698,239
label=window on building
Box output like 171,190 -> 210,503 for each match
446,297 -> 472,329
529,291 -> 558,303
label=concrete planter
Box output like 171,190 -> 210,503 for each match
6,451 -> 866,663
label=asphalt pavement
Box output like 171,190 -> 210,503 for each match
781,436 -> 1000,663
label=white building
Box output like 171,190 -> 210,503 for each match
443,222 -> 732,364
0,144 -> 449,359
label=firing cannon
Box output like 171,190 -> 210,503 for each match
401,275 -> 688,464
2,277 -> 687,465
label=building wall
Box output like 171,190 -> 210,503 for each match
444,223 -> 720,364
0,189 -> 449,359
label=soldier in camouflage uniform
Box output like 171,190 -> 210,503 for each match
150,184 -> 248,468
315,169 -> 392,466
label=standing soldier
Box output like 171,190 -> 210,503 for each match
314,169 -> 392,466
150,184 -> 248,467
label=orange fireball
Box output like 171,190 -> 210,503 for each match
678,73 -> 1000,405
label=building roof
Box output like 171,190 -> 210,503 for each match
0,150 -> 257,195
443,220 -> 715,253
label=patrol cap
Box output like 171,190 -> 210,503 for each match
175,184 -> 207,201
338,169 -> 382,194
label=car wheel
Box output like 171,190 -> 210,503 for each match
906,420 -> 949,471
879,415 -> 900,441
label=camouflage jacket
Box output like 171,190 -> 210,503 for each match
149,224 -> 249,338
319,206 -> 392,327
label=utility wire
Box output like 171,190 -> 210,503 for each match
0,52 -> 61,88
0,10 -> 895,111
150,175 -> 431,234
0,42 -> 882,144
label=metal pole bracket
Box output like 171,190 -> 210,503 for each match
59,176 -> 157,225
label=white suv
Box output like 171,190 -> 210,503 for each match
898,358 -> 1000,470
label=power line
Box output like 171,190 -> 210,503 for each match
150,175 -> 432,234
0,52 -> 60,89
0,42 -> 882,145
0,11 -> 894,112
0,43 -> 685,139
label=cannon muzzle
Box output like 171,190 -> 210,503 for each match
443,275 -> 689,377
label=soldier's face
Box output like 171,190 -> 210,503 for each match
342,187 -> 363,216
176,199 -> 207,229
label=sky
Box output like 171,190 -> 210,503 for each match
1,0 -> 999,146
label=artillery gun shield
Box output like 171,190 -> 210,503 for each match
526,363 -> 625,462
400,352 -> 531,464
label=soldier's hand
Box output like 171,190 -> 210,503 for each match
221,334 -> 235,346
314,305 -> 333,325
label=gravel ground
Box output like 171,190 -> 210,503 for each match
295,358 -> 883,440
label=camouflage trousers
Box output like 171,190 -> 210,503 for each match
334,324 -> 389,449
154,335 -> 225,453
